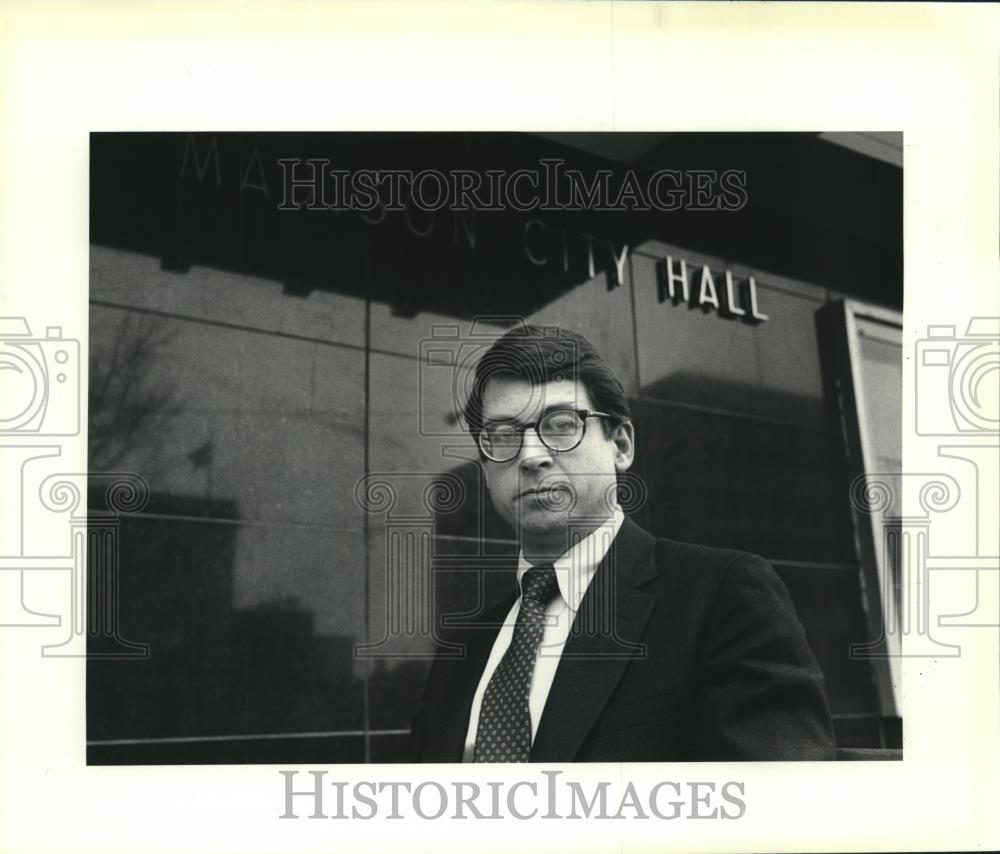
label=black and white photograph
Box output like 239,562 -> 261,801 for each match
86,131 -> 903,765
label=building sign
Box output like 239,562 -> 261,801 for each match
521,217 -> 769,324
654,255 -> 769,322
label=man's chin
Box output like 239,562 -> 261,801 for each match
515,516 -> 575,556
514,508 -> 567,534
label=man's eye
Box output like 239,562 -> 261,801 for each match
544,413 -> 578,433
486,425 -> 519,442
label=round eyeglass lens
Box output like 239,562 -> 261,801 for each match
538,409 -> 583,450
481,424 -> 521,461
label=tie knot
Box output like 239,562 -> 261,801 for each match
520,563 -> 560,609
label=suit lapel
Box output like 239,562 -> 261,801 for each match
530,517 -> 658,762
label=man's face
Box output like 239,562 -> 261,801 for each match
479,376 -> 635,557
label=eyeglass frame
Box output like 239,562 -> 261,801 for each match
475,407 -> 616,463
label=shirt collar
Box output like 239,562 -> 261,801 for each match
516,505 -> 625,611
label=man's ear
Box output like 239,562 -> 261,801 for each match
612,420 -> 635,472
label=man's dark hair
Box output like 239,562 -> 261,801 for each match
462,325 -> 631,443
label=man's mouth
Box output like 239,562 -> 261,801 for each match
518,486 -> 568,499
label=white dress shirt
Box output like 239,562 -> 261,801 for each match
462,506 -> 625,761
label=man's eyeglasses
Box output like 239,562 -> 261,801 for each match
477,408 -> 613,463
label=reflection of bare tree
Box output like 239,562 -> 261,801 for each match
89,314 -> 182,470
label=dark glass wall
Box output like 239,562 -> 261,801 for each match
87,132 -> 901,762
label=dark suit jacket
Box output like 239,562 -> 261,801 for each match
410,516 -> 836,762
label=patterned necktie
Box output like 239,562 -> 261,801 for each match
473,563 -> 561,762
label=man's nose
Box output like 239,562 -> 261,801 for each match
518,430 -> 554,469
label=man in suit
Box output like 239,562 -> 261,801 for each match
411,324 -> 835,762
